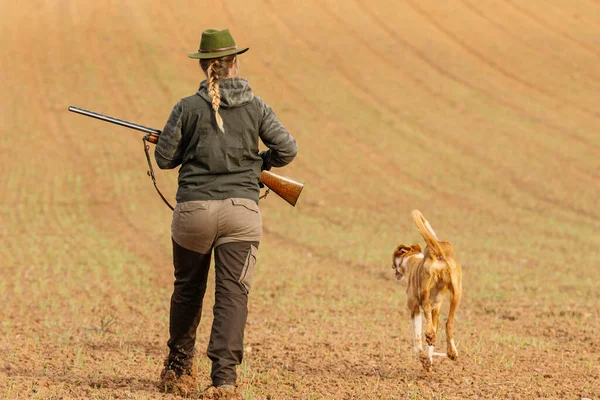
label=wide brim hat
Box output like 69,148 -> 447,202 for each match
188,28 -> 249,59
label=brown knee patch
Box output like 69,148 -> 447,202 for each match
239,245 -> 257,293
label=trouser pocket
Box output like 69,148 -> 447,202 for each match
171,200 -> 216,254
239,245 -> 257,294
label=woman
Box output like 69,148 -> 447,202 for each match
155,28 -> 298,393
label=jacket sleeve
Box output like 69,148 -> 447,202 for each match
257,99 -> 298,170
155,101 -> 185,169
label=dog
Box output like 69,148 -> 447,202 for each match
391,210 -> 462,371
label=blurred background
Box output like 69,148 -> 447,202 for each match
1,1 -> 598,398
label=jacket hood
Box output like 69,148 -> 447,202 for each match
197,77 -> 254,109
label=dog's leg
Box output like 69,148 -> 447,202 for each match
432,303 -> 441,335
420,284 -> 435,371
411,308 -> 424,357
427,302 -> 442,363
446,286 -> 462,360
415,308 -> 431,372
422,290 -> 436,347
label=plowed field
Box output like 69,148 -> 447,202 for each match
1,1 -> 599,399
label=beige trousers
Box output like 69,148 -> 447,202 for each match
171,198 -> 262,254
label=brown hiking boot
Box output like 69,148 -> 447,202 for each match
158,359 -> 197,396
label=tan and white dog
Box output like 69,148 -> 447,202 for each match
392,210 -> 462,371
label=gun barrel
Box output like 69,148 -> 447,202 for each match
68,106 -> 161,136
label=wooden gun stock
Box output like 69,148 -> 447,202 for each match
260,170 -> 304,207
68,105 -> 304,207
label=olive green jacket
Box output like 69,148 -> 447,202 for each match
155,78 -> 298,204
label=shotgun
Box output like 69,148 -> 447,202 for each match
68,106 -> 304,207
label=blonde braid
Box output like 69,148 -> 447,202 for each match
207,59 -> 225,133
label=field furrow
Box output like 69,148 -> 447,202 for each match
1,1 -> 598,399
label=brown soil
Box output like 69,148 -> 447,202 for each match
159,362 -> 198,397
1,0 -> 599,399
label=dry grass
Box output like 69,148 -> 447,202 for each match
1,0 -> 599,398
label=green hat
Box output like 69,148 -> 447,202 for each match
188,29 -> 249,59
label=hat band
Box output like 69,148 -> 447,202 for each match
198,45 -> 238,53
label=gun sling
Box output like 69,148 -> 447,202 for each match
142,136 -> 175,210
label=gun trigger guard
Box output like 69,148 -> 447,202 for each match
259,188 -> 271,200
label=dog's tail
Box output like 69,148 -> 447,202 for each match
411,209 -> 446,261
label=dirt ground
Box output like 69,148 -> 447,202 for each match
1,0 -> 599,399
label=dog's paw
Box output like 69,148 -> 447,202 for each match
447,348 -> 459,361
418,350 -> 432,372
425,331 -> 436,346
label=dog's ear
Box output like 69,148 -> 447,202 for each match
392,245 -> 410,269
411,244 -> 422,253
393,244 -> 411,257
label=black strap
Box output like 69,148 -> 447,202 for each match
259,188 -> 270,200
142,137 -> 174,211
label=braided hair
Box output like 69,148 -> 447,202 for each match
200,55 -> 237,133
